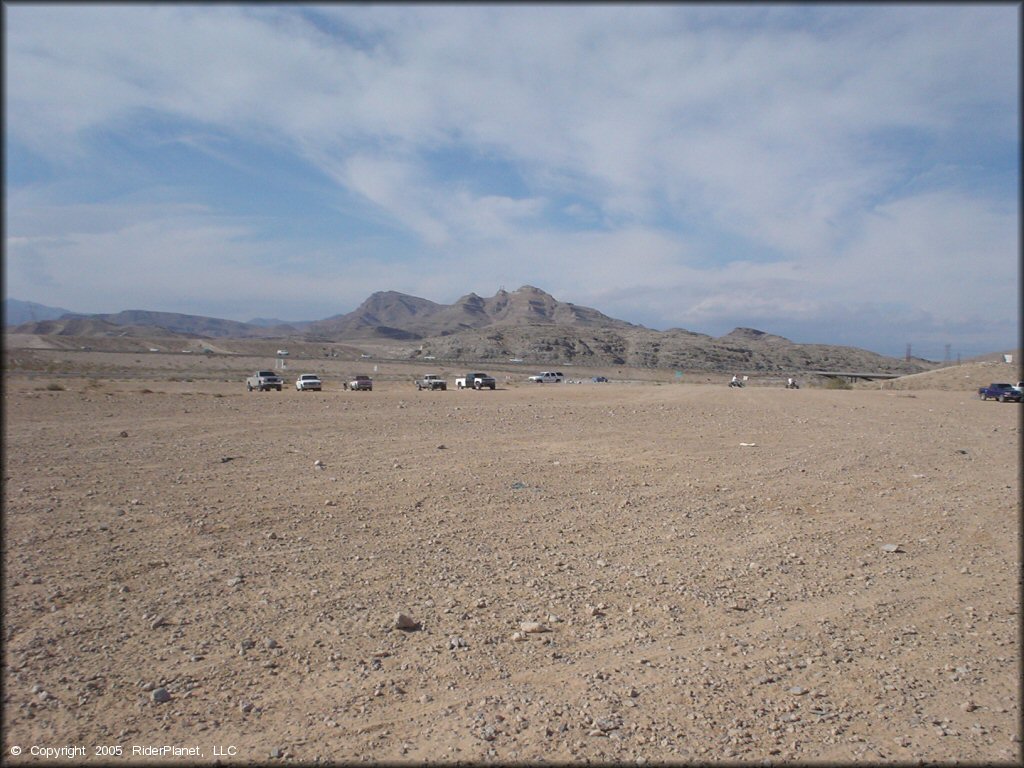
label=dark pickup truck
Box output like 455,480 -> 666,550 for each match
977,383 -> 1022,402
455,372 -> 496,390
344,375 -> 373,391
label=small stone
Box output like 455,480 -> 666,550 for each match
962,701 -> 977,712
881,544 -> 903,554
119,431 -> 129,438
449,636 -> 467,650
151,687 -> 171,704
789,686 -> 809,696
149,615 -> 166,629
520,621 -> 550,634
436,444 -> 447,450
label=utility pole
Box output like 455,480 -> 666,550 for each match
905,343 -> 911,362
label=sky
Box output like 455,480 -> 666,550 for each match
4,3 -> 1019,359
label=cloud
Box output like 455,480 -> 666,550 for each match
337,154 -> 451,246
833,190 -> 1018,319
4,4 -> 1017,356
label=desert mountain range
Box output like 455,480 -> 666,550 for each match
6,286 -> 932,374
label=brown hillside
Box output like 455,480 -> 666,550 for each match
872,358 -> 1023,392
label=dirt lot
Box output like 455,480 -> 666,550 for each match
2,355 -> 1020,764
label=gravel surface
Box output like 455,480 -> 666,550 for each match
3,371 -> 1020,764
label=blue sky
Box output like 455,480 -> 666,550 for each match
4,3 -> 1019,359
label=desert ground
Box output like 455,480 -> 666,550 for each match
2,347 -> 1020,764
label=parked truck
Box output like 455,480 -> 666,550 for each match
344,375 -> 373,391
246,370 -> 283,391
415,374 -> 447,391
455,372 -> 496,390
295,373 -> 322,391
977,383 -> 1022,402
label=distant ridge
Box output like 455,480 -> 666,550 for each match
4,298 -> 75,326
7,286 -> 933,374
306,285 -> 636,340
15,310 -> 293,339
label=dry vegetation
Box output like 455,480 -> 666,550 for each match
2,344 -> 1020,764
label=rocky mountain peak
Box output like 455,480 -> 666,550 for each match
722,327 -> 790,344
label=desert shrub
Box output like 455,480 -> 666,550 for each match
823,377 -> 852,390
44,382 -> 65,391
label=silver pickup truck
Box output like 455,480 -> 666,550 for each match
246,370 -> 283,391
415,374 -> 447,391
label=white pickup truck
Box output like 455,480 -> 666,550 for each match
455,372 -> 496,390
246,370 -> 283,391
295,374 -> 322,391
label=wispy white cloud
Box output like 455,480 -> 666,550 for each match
4,4 -> 1017,356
